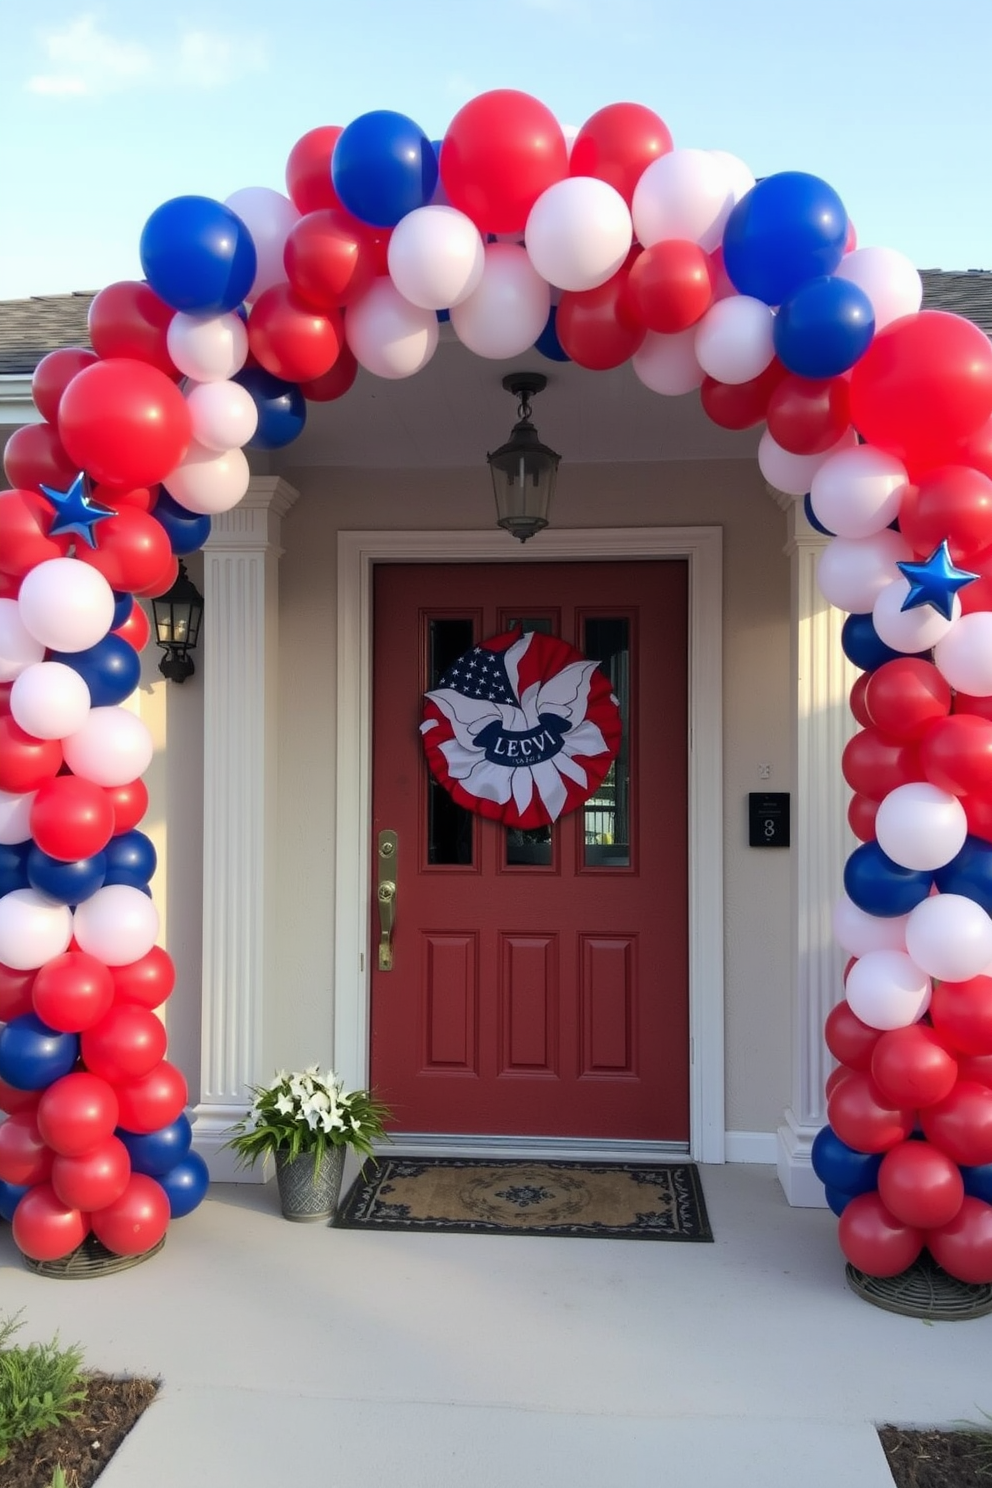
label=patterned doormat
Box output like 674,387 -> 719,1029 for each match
335,1157 -> 713,1241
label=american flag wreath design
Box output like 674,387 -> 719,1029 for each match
420,628 -> 622,829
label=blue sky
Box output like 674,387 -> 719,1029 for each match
2,0 -> 990,299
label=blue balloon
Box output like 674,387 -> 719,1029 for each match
802,492 -> 835,536
140,196 -> 258,314
103,830 -> 157,890
0,1016 -> 79,1091
26,846 -> 106,905
844,840 -> 933,917
0,842 -> 30,898
842,613 -> 910,673
235,368 -> 307,449
151,490 -> 212,556
722,172 -> 848,306
773,276 -> 875,379
811,1125 -> 883,1196
935,835 -> 992,915
961,1163 -> 992,1205
0,1179 -> 29,1223
118,1115 -> 193,1176
535,306 -> 571,363
111,591 -> 134,629
331,110 -> 437,228
156,1151 -> 210,1218
51,634 -> 141,709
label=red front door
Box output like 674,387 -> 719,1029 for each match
370,560 -> 688,1141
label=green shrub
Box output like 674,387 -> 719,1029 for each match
0,1312 -> 86,1463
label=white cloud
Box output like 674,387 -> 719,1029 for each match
176,29 -> 267,90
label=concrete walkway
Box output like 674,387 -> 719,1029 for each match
2,1163 -> 988,1487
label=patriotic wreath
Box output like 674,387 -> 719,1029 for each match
420,628 -> 622,829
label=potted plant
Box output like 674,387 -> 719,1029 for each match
224,1067 -> 391,1223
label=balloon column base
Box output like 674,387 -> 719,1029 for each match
20,1232 -> 166,1281
846,1251 -> 992,1321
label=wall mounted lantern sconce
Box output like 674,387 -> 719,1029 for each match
151,561 -> 204,683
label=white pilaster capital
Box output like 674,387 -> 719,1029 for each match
205,477 -> 300,554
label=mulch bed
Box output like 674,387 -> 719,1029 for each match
1,1374 -> 158,1488
880,1426 -> 992,1487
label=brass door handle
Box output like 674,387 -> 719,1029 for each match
377,831 -> 398,970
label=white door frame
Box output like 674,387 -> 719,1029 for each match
334,527 -> 725,1163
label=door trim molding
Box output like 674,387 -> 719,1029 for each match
335,527 -> 725,1163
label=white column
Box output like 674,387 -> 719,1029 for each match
192,477 -> 299,1180
775,495 -> 858,1205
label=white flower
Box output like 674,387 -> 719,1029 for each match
274,1092 -> 295,1116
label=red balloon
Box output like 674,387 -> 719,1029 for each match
827,1070 -> 914,1152
3,421 -> 79,493
624,240 -> 713,334
767,374 -> 852,455
440,90 -> 569,235
87,281 -> 178,378
299,343 -> 359,403
952,414 -> 992,483
51,1135 -> 131,1212
848,311 -> 992,469
113,602 -> 152,652
556,266 -> 646,371
0,963 -> 36,1022
30,775 -> 116,862
75,506 -> 173,593
0,715 -> 63,794
247,286 -> 345,383
927,1196 -> 992,1283
841,727 -> 921,801
90,1171 -> 170,1256
59,358 -> 192,490
105,778 -> 149,835
12,1183 -> 89,1261
568,102 -> 673,207
0,488 -> 72,577
878,1140 -> 964,1229
93,480 -> 158,513
825,1064 -> 854,1099
824,1000 -> 882,1071
930,976 -> 992,1056
897,465 -> 992,564
837,1191 -> 924,1276
32,951 -> 115,1033
959,1054 -> 992,1088
110,947 -> 176,1010
0,1110 -> 54,1185
81,1004 -> 168,1083
863,658 -> 951,741
920,1080 -> 992,1166
849,672 -> 873,729
284,209 -> 377,310
0,1075 -> 39,1115
31,347 -> 100,424
36,1071 -> 120,1157
285,125 -> 344,215
956,548 -> 992,616
700,359 -> 788,431
114,1060 -> 188,1134
870,1024 -> 959,1108
134,551 -> 178,600
0,577 -> 18,601
962,794 -> 992,844
919,714 -> 992,796
847,793 -> 878,843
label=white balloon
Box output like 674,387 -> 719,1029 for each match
73,884 -> 159,966
632,148 -> 736,253
10,662 -> 91,740
62,706 -> 154,787
694,296 -> 774,385
185,379 -> 259,452
809,445 -> 909,540
873,577 -> 959,653
0,598 -> 46,681
708,150 -> 756,205
525,177 -> 632,292
835,247 -> 923,332
163,442 -> 251,516
905,893 -> 992,982
816,528 -> 912,614
935,612 -> 992,696
874,783 -> 968,872
387,206 -> 485,310
346,278 -> 440,378
0,888 -> 73,970
0,788 -> 36,846
833,893 -> 909,957
632,327 -> 704,396
225,186 -> 300,301
759,427 -> 859,498
17,559 -> 115,654
844,949 -> 931,1031
450,244 -> 551,360
167,312 -> 249,383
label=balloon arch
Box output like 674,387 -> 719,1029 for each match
2,90 -> 992,1279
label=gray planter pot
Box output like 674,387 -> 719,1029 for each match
274,1146 -> 346,1222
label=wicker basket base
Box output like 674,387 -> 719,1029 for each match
22,1232 -> 166,1280
846,1251 -> 992,1321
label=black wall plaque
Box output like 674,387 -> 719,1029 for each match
749,792 -> 790,848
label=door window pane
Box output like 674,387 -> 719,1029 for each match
427,618 -> 475,865
583,618 -> 631,868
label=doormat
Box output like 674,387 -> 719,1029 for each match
335,1157 -> 713,1241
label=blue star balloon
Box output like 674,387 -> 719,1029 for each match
897,541 -> 977,621
40,472 -> 116,548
